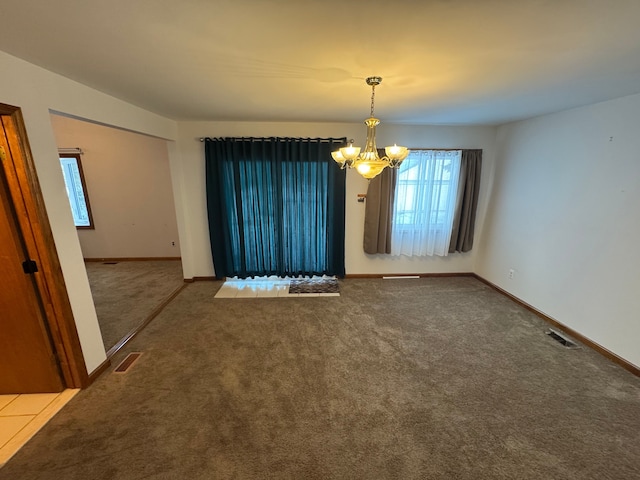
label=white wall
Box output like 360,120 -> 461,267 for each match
175,121 -> 496,279
0,50 -> 178,374
477,93 -> 640,368
50,114 -> 181,259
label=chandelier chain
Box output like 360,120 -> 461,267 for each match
370,84 -> 376,118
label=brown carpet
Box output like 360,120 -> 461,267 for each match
84,260 -> 184,350
1,277 -> 639,479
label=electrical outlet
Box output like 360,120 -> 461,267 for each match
171,241 -> 176,246
508,269 -> 514,279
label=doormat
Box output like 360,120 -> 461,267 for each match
289,278 -> 340,295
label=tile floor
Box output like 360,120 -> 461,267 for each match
0,390 -> 79,466
214,276 -> 340,298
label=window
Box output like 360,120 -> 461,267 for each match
391,149 -> 461,257
59,153 -> 94,229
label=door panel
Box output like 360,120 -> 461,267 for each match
0,127 -> 64,393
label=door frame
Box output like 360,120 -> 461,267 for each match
1,102 -> 88,388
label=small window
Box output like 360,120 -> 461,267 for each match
393,149 -> 461,232
59,153 -> 94,229
391,149 -> 461,257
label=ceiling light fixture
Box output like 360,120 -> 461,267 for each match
332,76 -> 409,179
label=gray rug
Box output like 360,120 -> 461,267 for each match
288,277 -> 339,294
1,277 -> 639,479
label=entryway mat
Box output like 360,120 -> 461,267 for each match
214,276 -> 340,298
289,278 -> 339,294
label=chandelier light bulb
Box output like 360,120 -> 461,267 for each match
340,144 -> 361,160
356,163 -> 371,175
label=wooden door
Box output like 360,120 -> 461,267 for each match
0,126 -> 64,393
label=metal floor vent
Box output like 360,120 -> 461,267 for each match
114,352 -> 143,373
546,329 -> 580,349
382,276 -> 420,279
103,262 -> 118,265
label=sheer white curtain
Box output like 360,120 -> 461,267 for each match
391,150 -> 462,257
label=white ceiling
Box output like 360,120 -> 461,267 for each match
2,0 -> 640,125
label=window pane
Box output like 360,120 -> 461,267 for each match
59,154 -> 94,228
391,149 -> 461,256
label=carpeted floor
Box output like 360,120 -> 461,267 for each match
84,260 -> 184,350
1,277 -> 639,479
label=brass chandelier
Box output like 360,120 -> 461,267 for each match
331,76 -> 409,179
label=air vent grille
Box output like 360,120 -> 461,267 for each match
546,329 -> 579,349
114,352 -> 143,373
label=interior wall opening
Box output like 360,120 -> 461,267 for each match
49,113 -> 184,356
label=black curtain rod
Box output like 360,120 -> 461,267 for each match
199,136 -> 346,142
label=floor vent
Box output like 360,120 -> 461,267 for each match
383,276 -> 420,279
113,352 -> 143,373
103,262 -> 118,265
546,329 -> 579,349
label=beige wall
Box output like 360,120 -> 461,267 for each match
174,121 -> 496,279
50,114 -> 181,259
477,93 -> 640,368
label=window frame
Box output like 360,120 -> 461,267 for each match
59,152 -> 95,229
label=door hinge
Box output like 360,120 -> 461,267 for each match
22,259 -> 39,274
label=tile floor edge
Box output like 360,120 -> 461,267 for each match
0,389 -> 80,467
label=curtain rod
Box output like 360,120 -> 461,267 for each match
198,137 -> 347,142
197,138 -> 478,152
58,147 -> 84,154
410,148 -> 481,151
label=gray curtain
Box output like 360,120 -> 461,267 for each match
363,167 -> 397,254
449,149 -> 482,253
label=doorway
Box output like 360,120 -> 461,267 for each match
0,103 -> 87,393
49,114 -> 183,356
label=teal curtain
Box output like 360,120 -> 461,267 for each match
205,137 -> 346,279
